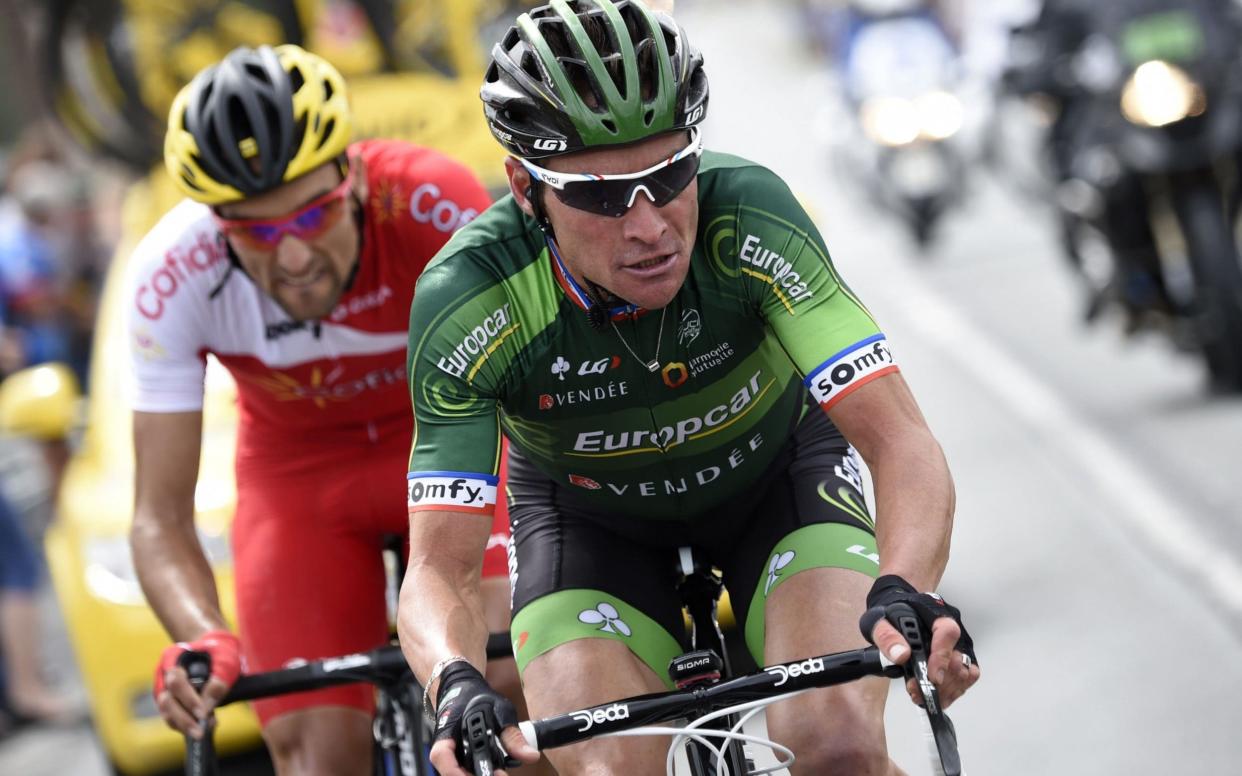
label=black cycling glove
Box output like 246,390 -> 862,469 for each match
433,661 -> 519,768
858,574 -> 978,665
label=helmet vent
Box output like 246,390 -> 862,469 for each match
635,38 -> 657,100
519,49 -> 543,81
180,165 -> 204,193
244,61 -> 271,84
561,58 -> 607,113
261,101 -> 281,151
585,8 -> 626,90
224,97 -> 254,154
288,65 -> 305,93
318,119 -> 336,150
617,2 -> 646,44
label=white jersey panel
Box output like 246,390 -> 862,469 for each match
126,200 -> 408,413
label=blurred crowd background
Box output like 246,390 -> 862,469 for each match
1,0 -> 1240,773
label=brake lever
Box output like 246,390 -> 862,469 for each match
886,602 -> 962,776
461,695 -> 521,775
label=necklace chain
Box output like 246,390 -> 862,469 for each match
610,306 -> 668,373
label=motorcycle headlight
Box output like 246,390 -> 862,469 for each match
861,92 -> 964,146
1120,60 -> 1206,127
916,91 -> 964,140
861,97 -> 921,147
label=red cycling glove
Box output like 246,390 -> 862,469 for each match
153,629 -> 242,700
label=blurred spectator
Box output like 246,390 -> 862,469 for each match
0,131 -> 101,737
0,145 -> 105,386
0,484 -> 77,731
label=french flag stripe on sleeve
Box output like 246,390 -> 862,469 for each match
406,471 -> 498,515
804,335 -> 899,411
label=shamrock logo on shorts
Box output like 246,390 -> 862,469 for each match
578,602 -> 632,636
764,550 -> 796,596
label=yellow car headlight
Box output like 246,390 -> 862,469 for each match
1120,60 -> 1206,127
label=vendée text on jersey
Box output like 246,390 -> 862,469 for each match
570,431 -> 767,498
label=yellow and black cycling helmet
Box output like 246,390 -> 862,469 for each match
164,44 -> 352,205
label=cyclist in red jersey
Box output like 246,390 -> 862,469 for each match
127,44 -> 517,774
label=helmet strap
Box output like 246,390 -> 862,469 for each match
526,180 -> 556,240
342,194 -> 365,293
209,241 -> 247,299
530,179 -> 609,327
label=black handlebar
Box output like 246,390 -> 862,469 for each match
504,618 -> 963,776
526,645 -> 901,752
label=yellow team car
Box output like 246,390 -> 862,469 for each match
2,3 -> 512,773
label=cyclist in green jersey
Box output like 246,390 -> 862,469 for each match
399,2 -> 979,773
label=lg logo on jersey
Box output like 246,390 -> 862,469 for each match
409,183 -> 479,233
550,355 -> 621,381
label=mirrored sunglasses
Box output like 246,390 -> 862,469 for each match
521,129 -> 703,218
213,167 -> 355,250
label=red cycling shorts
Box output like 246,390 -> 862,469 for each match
231,431 -> 510,726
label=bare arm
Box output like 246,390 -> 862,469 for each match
826,371 -> 954,591
828,372 -> 979,706
398,508 -> 494,695
130,410 -> 225,640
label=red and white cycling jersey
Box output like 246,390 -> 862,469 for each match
127,139 -> 489,453
126,140 -> 505,724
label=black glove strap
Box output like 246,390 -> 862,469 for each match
858,575 -> 977,665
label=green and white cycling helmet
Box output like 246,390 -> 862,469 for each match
481,0 -> 709,159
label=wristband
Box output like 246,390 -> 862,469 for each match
422,655 -> 470,721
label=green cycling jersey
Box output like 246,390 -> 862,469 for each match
405,151 -> 897,521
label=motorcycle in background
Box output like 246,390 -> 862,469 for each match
1002,0 -> 1242,391
817,0 -> 972,249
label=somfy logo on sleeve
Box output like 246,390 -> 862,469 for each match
805,335 -> 898,410
406,471 -> 497,513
